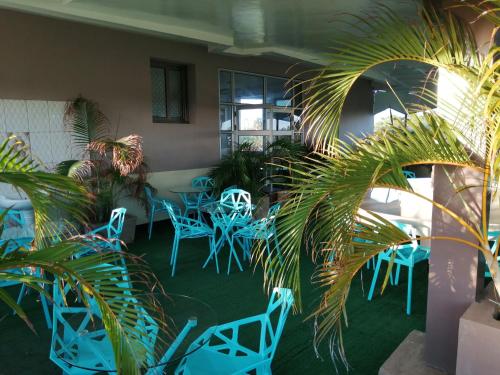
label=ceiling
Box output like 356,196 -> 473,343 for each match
0,0 -> 429,112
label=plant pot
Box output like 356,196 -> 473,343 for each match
120,214 -> 137,244
456,282 -> 500,375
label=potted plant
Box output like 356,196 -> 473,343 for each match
256,1 -> 499,371
209,139 -> 309,217
57,96 -> 149,243
0,136 -> 161,373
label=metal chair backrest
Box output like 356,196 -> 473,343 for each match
262,288 -> 294,359
107,208 -> 126,240
220,189 -> 252,218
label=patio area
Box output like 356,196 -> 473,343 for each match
0,1 -> 498,374
0,222 -> 428,375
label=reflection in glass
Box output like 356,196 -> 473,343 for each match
221,133 -> 232,157
266,77 -> 292,106
269,112 -> 292,131
238,108 -> 264,130
239,135 -> 266,151
219,71 -> 232,103
219,105 -> 232,130
234,73 -> 263,104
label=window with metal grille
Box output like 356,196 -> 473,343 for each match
150,60 -> 189,123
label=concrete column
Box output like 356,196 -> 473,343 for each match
425,166 -> 485,373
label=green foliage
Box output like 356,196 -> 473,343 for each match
210,139 -> 310,197
0,137 -> 165,373
258,1 -> 500,367
58,96 -> 149,223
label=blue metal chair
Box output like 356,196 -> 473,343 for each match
403,170 -> 416,178
0,209 -> 52,328
163,202 -> 216,276
203,189 -> 253,274
50,264 -> 197,374
232,203 -> 283,264
86,207 -> 126,251
192,176 -> 216,206
175,288 -> 294,375
178,177 -> 215,220
485,231 -> 499,278
367,222 -> 430,315
145,186 -> 177,240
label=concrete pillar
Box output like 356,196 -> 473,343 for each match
425,166 -> 485,373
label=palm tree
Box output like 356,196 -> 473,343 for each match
257,1 -> 499,366
0,136 -> 163,374
57,96 -> 149,223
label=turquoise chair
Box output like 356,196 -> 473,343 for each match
0,209 -> 52,328
192,176 -> 216,206
175,288 -> 294,375
232,203 -> 283,264
86,207 -> 126,251
203,189 -> 253,274
50,264 -> 197,374
367,222 -> 430,315
145,186 -> 177,240
178,177 -> 215,220
163,202 -> 216,276
403,170 -> 416,178
485,231 -> 499,278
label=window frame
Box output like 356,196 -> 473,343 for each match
150,59 -> 189,124
218,69 -> 303,158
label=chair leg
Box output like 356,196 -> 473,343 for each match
209,236 -> 219,274
148,207 -> 155,240
16,283 -> 27,306
227,233 -> 243,275
368,256 -> 382,301
40,288 -> 52,328
171,234 -> 180,277
406,266 -> 413,315
395,264 -> 401,285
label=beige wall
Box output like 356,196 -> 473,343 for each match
0,9 -> 307,171
0,8 -> 374,172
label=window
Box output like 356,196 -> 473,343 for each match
150,60 -> 188,123
219,70 -> 303,157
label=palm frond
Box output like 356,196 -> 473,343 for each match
64,96 -> 108,150
298,4 -> 481,150
0,238 -> 168,373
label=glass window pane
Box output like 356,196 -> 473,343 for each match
234,73 -> 263,104
151,67 -> 166,118
219,71 -> 232,103
237,108 -> 264,130
220,105 -> 233,130
238,135 -> 266,152
221,133 -> 232,157
293,109 -> 302,131
266,77 -> 292,106
167,69 -> 182,118
270,112 -> 292,131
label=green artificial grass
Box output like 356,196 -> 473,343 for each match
0,222 -> 427,374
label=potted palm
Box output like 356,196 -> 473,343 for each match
0,136 -> 163,373
57,96 -> 149,243
257,1 -> 499,372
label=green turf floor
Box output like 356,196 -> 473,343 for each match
0,222 -> 427,374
